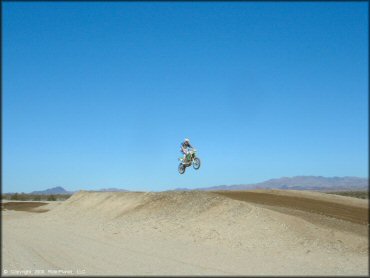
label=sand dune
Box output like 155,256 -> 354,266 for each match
2,190 -> 368,275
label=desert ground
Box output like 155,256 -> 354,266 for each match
2,190 -> 369,276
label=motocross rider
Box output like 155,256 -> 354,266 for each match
180,138 -> 194,164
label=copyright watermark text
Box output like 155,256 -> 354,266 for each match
3,269 -> 86,275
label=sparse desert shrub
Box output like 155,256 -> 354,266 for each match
3,193 -> 71,201
10,193 -> 19,200
33,195 -> 42,201
18,193 -> 28,201
47,194 -> 56,201
2,194 -> 11,200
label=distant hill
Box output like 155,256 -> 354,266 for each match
195,176 -> 368,191
30,186 -> 74,195
27,186 -> 129,195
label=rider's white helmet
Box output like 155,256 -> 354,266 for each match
184,138 -> 190,142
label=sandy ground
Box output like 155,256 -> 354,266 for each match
1,190 -> 369,276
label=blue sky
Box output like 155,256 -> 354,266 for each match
3,2 -> 368,193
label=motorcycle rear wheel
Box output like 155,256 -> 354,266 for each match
178,163 -> 186,174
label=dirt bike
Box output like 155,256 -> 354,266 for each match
178,149 -> 201,174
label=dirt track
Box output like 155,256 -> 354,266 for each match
2,190 -> 369,275
213,190 -> 369,224
1,202 -> 49,213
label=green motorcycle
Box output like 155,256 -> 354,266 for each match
178,149 -> 201,174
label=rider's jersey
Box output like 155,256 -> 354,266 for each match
180,141 -> 193,154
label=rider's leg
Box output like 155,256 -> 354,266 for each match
181,150 -> 187,163
183,151 -> 190,164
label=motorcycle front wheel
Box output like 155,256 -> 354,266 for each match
178,163 -> 186,174
193,157 -> 201,170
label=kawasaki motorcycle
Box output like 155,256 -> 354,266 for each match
178,149 -> 201,174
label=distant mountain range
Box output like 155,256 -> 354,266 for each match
174,176 -> 369,192
6,176 -> 368,195
28,186 -> 129,195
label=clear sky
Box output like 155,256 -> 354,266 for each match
3,2 -> 368,193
